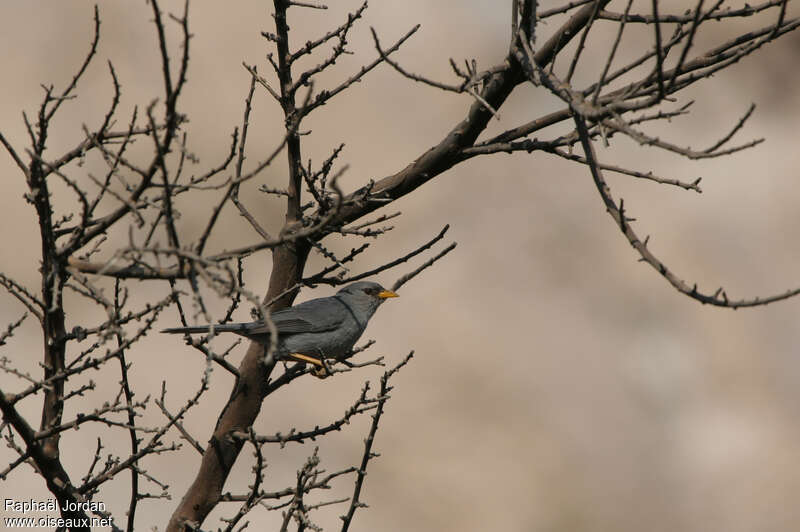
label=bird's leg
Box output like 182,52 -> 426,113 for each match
286,352 -> 333,379
286,352 -> 324,367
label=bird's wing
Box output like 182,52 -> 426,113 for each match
255,298 -> 347,335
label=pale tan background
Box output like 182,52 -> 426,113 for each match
2,2 -> 800,531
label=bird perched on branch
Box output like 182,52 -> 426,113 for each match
162,281 -> 398,375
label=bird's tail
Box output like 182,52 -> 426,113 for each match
162,325 -> 214,334
162,324 -> 246,335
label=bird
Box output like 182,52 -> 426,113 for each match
162,281 -> 398,375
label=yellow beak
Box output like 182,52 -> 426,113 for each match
377,290 -> 399,299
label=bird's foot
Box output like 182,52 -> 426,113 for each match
311,361 -> 332,379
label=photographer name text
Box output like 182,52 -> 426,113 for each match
4,498 -> 105,514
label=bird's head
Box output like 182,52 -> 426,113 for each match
337,281 -> 398,313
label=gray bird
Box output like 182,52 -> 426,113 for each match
162,281 -> 398,373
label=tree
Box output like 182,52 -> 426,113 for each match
1,1 -> 798,530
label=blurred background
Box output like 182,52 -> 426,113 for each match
1,1 -> 800,530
